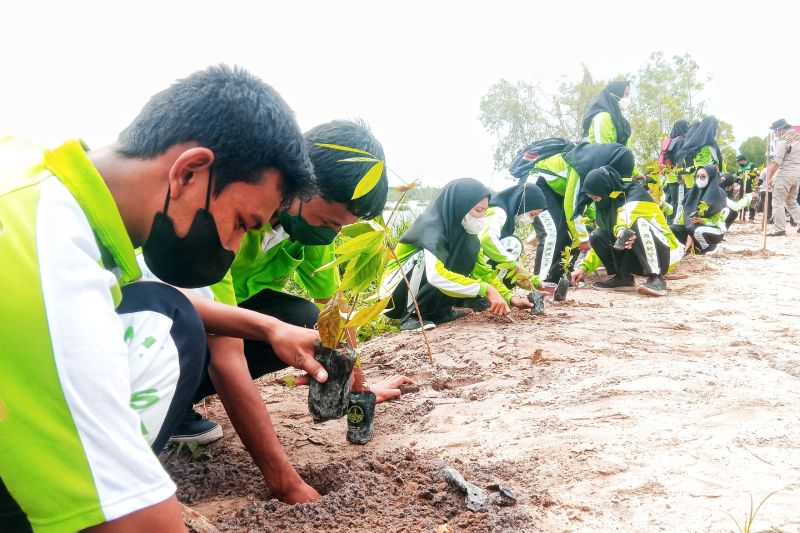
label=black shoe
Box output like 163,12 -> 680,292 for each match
400,317 -> 436,332
593,274 -> 635,291
768,230 -> 786,237
170,409 -> 223,445
460,297 -> 490,312
637,275 -> 667,297
430,307 -> 466,325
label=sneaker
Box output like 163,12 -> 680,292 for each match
429,307 -> 466,325
593,274 -> 636,291
768,230 -> 786,237
169,409 -> 223,445
400,317 -> 436,332
460,297 -> 490,312
637,275 -> 668,297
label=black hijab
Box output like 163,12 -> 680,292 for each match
664,119 -> 690,165
490,181 -> 547,237
580,166 -> 654,231
582,80 -> 632,146
682,164 -> 727,221
669,119 -> 690,139
564,142 -> 636,220
400,178 -> 490,276
675,116 -> 721,168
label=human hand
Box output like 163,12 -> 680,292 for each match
624,234 -> 636,249
510,296 -> 534,310
274,478 -> 320,504
486,286 -> 510,316
268,322 -> 328,383
690,216 -> 703,224
369,374 -> 416,403
578,241 -> 592,253
571,268 -> 585,285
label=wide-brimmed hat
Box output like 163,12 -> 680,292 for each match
770,118 -> 792,130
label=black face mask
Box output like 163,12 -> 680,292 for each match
142,173 -> 235,288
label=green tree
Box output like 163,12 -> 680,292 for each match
479,66 -> 604,171
739,136 -> 768,166
627,52 -> 706,167
717,119 -> 739,172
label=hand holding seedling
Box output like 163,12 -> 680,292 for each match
510,296 -> 533,310
486,285 -> 511,316
269,323 -> 328,383
578,241 -> 592,253
690,216 -> 703,224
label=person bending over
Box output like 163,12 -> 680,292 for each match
571,166 -> 684,297
382,178 -> 532,331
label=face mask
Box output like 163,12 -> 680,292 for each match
278,202 -> 338,245
618,97 -> 631,112
696,176 -> 709,189
142,173 -> 235,288
461,213 -> 485,235
515,213 -> 533,227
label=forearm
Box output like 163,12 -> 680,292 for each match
180,289 -> 276,341
207,336 -> 301,497
766,161 -> 779,181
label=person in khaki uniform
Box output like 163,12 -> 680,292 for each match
766,119 -> 800,236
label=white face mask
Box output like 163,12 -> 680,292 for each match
515,213 -> 533,227
618,97 -> 631,112
696,176 -> 709,189
462,213 -> 485,234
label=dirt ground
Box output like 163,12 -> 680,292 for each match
163,219 -> 800,532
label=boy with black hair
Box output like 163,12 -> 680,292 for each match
0,65 -> 313,532
162,119 -> 411,504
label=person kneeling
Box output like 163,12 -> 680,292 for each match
572,166 -> 684,297
382,178 -> 532,331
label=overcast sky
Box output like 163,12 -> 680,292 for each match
2,0 -> 797,189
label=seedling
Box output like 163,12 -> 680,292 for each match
553,246 -> 571,301
724,490 -> 781,533
308,144 -> 432,431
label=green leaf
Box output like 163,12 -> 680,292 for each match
352,161 -> 385,200
334,230 -> 384,256
314,230 -> 383,275
315,143 -> 377,158
340,222 -> 378,238
337,156 -> 380,163
340,249 -> 385,294
345,296 -> 392,328
608,190 -> 623,199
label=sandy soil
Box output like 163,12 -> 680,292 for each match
163,219 -> 800,532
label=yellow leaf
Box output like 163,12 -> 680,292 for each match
315,143 -> 378,159
337,156 -> 380,163
352,161 -> 385,200
345,296 -> 392,329
317,292 -> 345,349
393,180 -> 421,193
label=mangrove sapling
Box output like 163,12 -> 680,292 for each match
308,144 -> 431,437
553,246 -> 572,302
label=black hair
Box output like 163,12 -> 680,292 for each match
304,119 -> 388,219
117,64 -> 314,205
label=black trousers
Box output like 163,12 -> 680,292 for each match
385,269 -> 457,324
664,182 -> 679,217
725,208 -> 739,229
589,221 -> 670,278
193,289 -> 320,401
533,177 -> 572,283
670,223 -> 724,254
0,282 -> 207,533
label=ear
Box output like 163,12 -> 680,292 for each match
167,147 -> 215,200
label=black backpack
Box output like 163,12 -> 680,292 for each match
509,138 -> 575,181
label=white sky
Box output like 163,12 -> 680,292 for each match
2,0 -> 797,189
